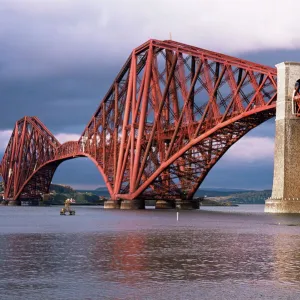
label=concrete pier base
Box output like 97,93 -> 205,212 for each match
175,199 -> 200,210
104,200 -> 121,209
120,199 -> 145,210
7,200 -> 21,206
266,62 -> 300,213
155,200 -> 175,209
265,199 -> 300,213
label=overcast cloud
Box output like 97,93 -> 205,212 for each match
2,0 -> 300,77
0,0 -> 298,189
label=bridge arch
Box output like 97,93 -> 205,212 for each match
15,141 -> 113,201
118,106 -> 275,200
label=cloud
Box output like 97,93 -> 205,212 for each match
0,0 -> 300,81
1,0 -> 297,133
56,133 -> 81,144
0,130 -> 81,152
1,0 -> 300,80
0,130 -> 12,152
223,136 -> 275,163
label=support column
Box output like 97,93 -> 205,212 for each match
175,199 -> 200,210
155,200 -> 176,209
265,62 -> 300,213
7,200 -> 21,206
120,199 -> 145,210
104,200 -> 121,209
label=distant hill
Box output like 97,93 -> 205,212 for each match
199,187 -> 252,192
228,189 -> 272,204
50,184 -> 75,194
0,181 -> 271,205
206,190 -> 272,205
93,186 -> 271,204
95,187 -> 109,192
49,183 -> 101,205
195,189 -> 251,197
94,186 -> 252,197
0,182 -> 103,205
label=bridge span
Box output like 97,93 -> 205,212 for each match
0,39 -> 280,209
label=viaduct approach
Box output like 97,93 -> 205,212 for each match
1,39 -> 294,211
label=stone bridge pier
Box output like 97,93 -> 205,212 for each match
265,62 -> 300,213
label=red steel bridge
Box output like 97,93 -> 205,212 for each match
0,39 -> 277,203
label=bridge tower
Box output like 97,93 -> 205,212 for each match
265,62 -> 300,213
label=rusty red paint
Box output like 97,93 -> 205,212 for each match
0,39 -> 277,201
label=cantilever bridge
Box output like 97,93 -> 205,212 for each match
0,39 -> 277,204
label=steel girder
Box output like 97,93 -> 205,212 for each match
0,39 -> 277,201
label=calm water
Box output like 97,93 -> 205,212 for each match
1,205 -> 300,299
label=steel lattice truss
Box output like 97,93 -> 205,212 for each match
0,117 -> 61,200
0,39 -> 277,201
